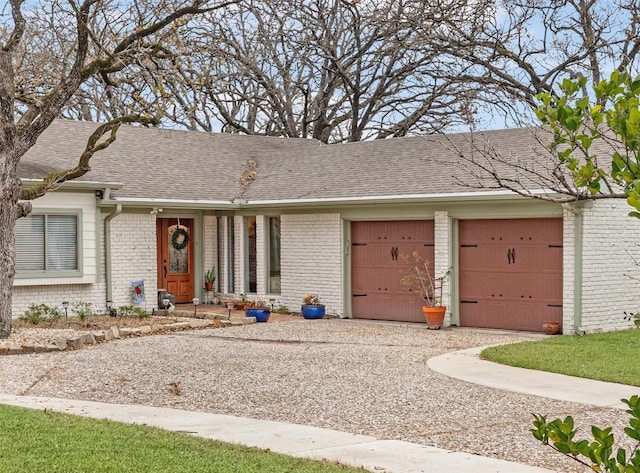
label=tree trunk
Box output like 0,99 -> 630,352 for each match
0,171 -> 20,339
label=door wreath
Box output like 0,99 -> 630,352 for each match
171,226 -> 189,251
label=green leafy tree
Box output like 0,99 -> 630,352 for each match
536,70 -> 640,218
532,395 -> 640,472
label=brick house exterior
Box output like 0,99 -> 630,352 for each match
15,120 -> 640,333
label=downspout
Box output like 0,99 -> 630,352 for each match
563,203 -> 584,335
104,203 -> 122,306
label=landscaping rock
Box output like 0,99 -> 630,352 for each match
67,336 -> 84,350
53,338 -> 68,350
103,329 -> 114,341
93,331 -> 105,343
80,334 -> 96,345
164,322 -> 191,330
119,328 -> 141,337
7,345 -> 23,355
21,345 -> 34,354
110,326 -> 120,339
139,325 -> 152,334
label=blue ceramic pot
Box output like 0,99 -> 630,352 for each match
301,305 -> 325,319
245,308 -> 270,323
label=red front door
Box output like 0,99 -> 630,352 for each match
157,218 -> 194,303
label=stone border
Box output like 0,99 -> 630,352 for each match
0,315 -> 256,356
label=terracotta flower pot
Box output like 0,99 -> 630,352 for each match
542,321 -> 561,335
422,306 -> 446,329
204,282 -> 213,291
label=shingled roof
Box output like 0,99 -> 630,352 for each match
19,119 -> 565,204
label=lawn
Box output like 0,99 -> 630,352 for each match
481,328 -> 640,386
0,404 -> 365,473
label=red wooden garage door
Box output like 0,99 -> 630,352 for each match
459,218 -> 563,332
351,221 -> 434,323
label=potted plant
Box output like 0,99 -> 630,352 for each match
301,293 -> 325,319
245,299 -> 270,323
401,252 -> 449,329
204,267 -> 215,291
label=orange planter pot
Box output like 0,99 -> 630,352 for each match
422,306 -> 446,329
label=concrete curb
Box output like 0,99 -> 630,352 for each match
0,395 -> 554,473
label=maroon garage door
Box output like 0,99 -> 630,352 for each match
459,218 -> 563,332
351,221 -> 434,323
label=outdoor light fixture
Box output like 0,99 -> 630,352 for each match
241,293 -> 246,301
226,300 -> 234,320
269,298 -> 276,311
192,298 -> 200,317
162,297 -> 171,316
106,300 -> 116,318
62,301 -> 69,319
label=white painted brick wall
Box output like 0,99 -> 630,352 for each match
580,200 -> 640,332
562,208 -> 576,334
434,211 -> 451,325
280,214 -> 343,316
203,215 -> 218,292
109,213 -> 157,311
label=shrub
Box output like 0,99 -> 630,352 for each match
71,302 -> 94,322
532,395 -> 640,472
118,305 -> 151,319
19,304 -> 63,325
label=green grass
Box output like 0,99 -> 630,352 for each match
481,329 -> 640,386
0,405 -> 365,473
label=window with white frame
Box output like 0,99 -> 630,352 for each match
15,214 -> 78,273
267,216 -> 281,294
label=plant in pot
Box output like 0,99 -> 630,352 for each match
245,299 -> 270,323
401,252 -> 449,329
204,267 -> 215,291
301,293 -> 325,319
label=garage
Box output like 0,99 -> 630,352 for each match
458,218 -> 563,332
351,220 -> 434,323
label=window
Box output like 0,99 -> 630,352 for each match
16,214 -> 78,273
267,217 -> 281,294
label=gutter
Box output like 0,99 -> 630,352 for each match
95,189 -> 563,210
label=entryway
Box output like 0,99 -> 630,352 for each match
156,218 -> 195,303
351,220 -> 434,323
458,218 -> 563,332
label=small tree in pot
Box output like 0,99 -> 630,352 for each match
401,252 -> 449,329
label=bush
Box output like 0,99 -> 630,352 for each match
532,395 -> 640,472
118,305 -> 151,319
71,301 -> 94,322
19,304 -> 63,325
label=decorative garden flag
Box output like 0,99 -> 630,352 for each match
131,280 -> 145,304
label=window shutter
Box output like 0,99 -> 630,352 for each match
15,216 -> 45,271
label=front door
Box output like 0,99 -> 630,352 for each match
157,218 -> 194,303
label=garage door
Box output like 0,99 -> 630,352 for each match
351,221 -> 434,323
459,218 -> 563,332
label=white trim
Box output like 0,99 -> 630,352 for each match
20,178 -> 124,190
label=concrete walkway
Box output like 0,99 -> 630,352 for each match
0,393 -> 554,473
427,345 -> 640,410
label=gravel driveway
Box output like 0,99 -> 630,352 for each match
0,319 -> 630,472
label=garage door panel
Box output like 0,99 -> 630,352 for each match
352,220 -> 434,323
459,218 -> 563,332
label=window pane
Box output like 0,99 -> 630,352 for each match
16,215 -> 45,271
268,217 -> 281,294
47,215 -> 77,270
